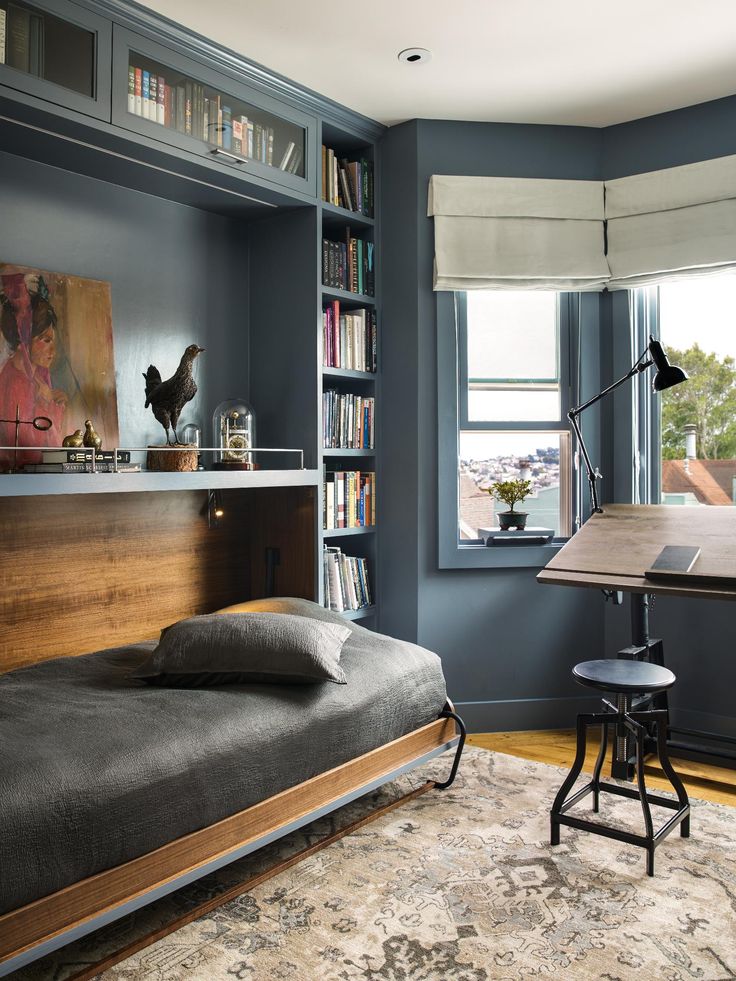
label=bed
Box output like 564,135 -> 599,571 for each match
0,597 -> 463,976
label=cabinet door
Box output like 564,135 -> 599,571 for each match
0,0 -> 111,120
112,27 -> 317,197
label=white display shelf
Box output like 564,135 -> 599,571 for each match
0,468 -> 320,497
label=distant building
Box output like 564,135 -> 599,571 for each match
661,459 -> 736,505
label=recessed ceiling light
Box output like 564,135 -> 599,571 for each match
398,48 -> 432,65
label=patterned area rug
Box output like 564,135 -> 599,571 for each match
15,747 -> 736,981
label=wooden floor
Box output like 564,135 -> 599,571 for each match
468,730 -> 736,807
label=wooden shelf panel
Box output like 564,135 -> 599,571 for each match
0,469 -> 321,497
321,201 -> 374,228
323,526 -> 376,538
321,286 -> 375,307
322,366 -> 376,382
339,605 -> 377,621
322,448 -> 375,457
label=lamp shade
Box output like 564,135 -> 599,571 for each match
648,338 -> 688,392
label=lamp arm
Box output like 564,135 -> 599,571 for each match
568,347 -> 652,516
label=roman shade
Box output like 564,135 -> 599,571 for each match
605,153 -> 736,289
428,174 -> 610,291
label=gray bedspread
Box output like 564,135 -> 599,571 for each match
0,600 -> 447,915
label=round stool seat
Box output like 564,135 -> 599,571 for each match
573,659 -> 676,693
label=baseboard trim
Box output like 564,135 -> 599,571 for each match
455,696 -> 601,733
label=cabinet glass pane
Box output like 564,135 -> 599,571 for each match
0,0 -> 96,97
127,50 -> 305,178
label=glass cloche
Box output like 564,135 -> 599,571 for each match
212,399 -> 256,470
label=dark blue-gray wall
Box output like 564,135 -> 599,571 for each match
380,99 -> 736,735
380,119 -> 606,731
0,149 -> 249,447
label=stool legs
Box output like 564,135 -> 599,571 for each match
591,721 -> 609,813
550,706 -> 690,876
550,713 -> 588,846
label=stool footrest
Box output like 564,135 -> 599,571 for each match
597,781 -> 684,810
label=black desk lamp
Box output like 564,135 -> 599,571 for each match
569,335 -> 688,514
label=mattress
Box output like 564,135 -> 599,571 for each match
0,600 -> 448,915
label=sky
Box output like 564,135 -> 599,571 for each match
659,273 -> 736,361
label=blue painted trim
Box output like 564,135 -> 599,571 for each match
0,737 -> 458,977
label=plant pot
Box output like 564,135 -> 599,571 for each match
497,511 -> 529,531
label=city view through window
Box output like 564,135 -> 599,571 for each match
458,292 -> 569,539
659,273 -> 736,506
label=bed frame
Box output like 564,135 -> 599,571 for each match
0,489 -> 465,976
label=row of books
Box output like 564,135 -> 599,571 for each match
0,4 -> 43,75
322,234 -> 375,296
324,471 -> 375,529
323,548 -> 372,613
22,449 -> 140,474
323,391 -> 374,449
322,302 -> 377,373
321,148 -> 374,217
126,66 -> 301,172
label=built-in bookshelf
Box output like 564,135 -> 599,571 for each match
319,122 -> 378,625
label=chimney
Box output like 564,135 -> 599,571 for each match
518,459 -> 531,481
683,424 -> 697,460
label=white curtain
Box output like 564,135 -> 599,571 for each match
605,154 -> 736,289
428,175 -> 610,291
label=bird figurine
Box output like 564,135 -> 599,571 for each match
143,344 -> 205,446
82,419 -> 102,451
62,429 -> 84,447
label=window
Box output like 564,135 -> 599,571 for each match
654,274 -> 736,507
437,290 -> 575,568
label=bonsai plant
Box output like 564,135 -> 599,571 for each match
488,478 -> 532,531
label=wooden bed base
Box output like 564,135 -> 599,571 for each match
0,713 -> 461,976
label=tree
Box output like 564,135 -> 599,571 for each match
660,344 -> 736,459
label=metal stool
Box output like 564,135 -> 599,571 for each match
550,659 -> 690,876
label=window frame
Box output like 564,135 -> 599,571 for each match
437,290 -> 579,570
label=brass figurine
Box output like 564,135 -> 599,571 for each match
82,419 -> 102,451
62,429 -> 84,447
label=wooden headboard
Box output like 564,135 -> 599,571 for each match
0,485 -> 316,673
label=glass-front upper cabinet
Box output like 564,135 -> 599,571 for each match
0,0 -> 111,119
112,27 -> 316,196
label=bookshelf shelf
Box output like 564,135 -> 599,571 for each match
340,605 -> 377,621
321,287 -> 376,307
322,448 -> 376,457
323,526 -> 376,538
319,123 -> 379,628
321,202 -> 374,229
0,469 -> 320,498
322,366 -> 376,382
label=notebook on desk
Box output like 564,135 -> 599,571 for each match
645,544 -> 736,588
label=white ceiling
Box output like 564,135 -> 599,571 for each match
139,0 -> 736,128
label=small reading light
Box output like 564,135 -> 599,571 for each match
398,47 -> 432,65
208,489 -> 224,528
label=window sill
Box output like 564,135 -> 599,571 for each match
438,539 -> 566,570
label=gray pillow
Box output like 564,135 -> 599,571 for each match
135,612 -> 350,687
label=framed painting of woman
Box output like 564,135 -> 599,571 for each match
0,263 -> 119,467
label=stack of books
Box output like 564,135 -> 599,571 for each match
22,450 -> 140,473
126,65 -> 298,171
324,471 -> 375,529
322,232 -> 374,296
322,391 -> 374,449
322,301 -> 377,373
323,547 -> 372,613
321,149 -> 374,217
